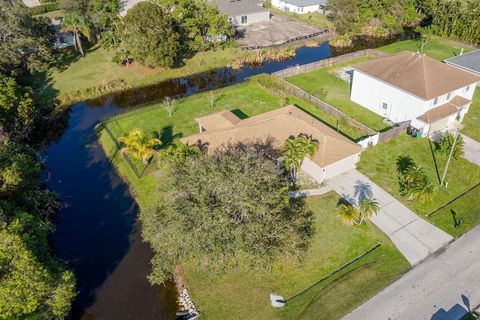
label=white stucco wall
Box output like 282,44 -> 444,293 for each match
350,70 -> 478,134
229,11 -> 270,26
271,0 -> 321,13
301,153 -> 360,183
350,70 -> 427,123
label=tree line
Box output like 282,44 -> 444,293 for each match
0,1 -> 76,318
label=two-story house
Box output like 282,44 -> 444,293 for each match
350,51 -> 480,137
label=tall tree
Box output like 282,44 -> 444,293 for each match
0,1 -> 55,75
141,142 -> 313,284
114,2 -> 181,67
62,12 -> 91,57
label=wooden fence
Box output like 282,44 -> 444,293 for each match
378,121 -> 411,143
273,49 -> 389,78
278,78 -> 377,136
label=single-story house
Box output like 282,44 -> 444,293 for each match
51,18 -> 75,50
445,50 -> 480,81
350,51 -> 480,137
213,0 -> 271,27
271,0 -> 327,14
181,105 -> 362,183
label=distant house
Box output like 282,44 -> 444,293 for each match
51,18 -> 75,49
350,51 -> 480,137
271,0 -> 327,14
214,0 -> 271,26
445,50 -> 480,80
22,0 -> 41,8
181,105 -> 362,183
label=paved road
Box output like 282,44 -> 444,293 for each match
462,134 -> 480,167
343,224 -> 480,320
327,170 -> 453,265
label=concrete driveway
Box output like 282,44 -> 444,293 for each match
343,224 -> 480,320
326,170 -> 453,265
462,134 -> 480,166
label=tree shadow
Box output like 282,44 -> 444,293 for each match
353,180 -> 373,202
152,125 -> 182,150
396,155 -> 415,174
428,139 -> 442,184
337,194 -> 356,207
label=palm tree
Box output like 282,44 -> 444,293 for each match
282,135 -> 319,182
337,203 -> 359,225
119,129 -> 161,165
358,198 -> 380,224
411,177 -> 436,204
62,12 -> 91,57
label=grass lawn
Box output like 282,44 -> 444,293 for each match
378,37 -> 474,61
286,58 -> 390,132
270,8 -> 333,30
50,45 -> 249,104
36,9 -> 65,19
357,134 -> 480,236
182,192 -> 409,319
462,90 -> 480,142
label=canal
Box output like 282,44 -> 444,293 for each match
42,36 -> 409,319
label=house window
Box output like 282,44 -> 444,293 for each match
241,15 -> 247,24
300,6 -> 304,12
433,97 -> 439,105
465,86 -> 471,92
447,92 -> 452,100
382,102 -> 388,110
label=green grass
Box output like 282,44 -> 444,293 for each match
270,8 -> 333,30
36,9 -> 64,19
182,192 -> 409,319
378,37 -> 474,61
50,45 -> 249,104
286,58 -> 390,131
357,134 -> 480,236
462,90 -> 480,142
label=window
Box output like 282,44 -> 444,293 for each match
241,15 -> 247,24
382,102 -> 388,110
433,97 -> 439,105
447,92 -> 452,100
465,86 -> 471,92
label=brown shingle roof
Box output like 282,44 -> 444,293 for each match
352,51 -> 480,100
181,106 -> 362,167
196,110 -> 242,131
417,96 -> 471,124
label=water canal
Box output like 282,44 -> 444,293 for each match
43,36 -> 410,319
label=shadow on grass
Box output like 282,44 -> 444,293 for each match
428,138 -> 442,184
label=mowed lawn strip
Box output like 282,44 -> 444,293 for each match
182,192 -> 409,320
286,58 -> 390,132
462,90 -> 480,142
378,37 -> 473,61
357,134 -> 480,236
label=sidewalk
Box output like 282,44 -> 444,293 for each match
462,134 -> 480,167
326,170 -> 453,265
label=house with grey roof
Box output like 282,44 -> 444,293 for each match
445,50 -> 480,82
271,0 -> 327,14
213,0 -> 270,26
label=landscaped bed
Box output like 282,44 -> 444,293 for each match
357,134 -> 480,236
285,58 -> 390,132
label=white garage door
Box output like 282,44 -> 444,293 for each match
325,154 -> 360,180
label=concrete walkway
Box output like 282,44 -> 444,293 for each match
22,0 -> 40,7
343,224 -> 480,320
288,185 -> 332,198
462,134 -> 480,167
326,170 -> 453,265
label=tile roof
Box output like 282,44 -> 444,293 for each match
196,110 -> 242,131
445,50 -> 480,76
213,0 -> 269,16
417,96 -> 471,124
352,51 -> 480,100
181,105 -> 362,167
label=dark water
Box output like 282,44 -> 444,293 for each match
43,35 -> 412,320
